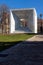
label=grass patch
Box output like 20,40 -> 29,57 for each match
0,34 -> 34,42
0,34 -> 35,51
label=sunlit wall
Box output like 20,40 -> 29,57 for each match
10,8 -> 37,33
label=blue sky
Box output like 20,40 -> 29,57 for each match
0,0 -> 43,17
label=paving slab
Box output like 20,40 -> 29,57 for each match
26,35 -> 43,41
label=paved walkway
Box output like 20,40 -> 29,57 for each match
26,35 -> 43,41
0,41 -> 43,65
0,35 -> 43,65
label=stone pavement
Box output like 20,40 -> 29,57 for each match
0,35 -> 43,65
0,41 -> 43,65
26,35 -> 43,41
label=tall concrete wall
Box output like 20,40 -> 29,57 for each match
10,8 -> 37,33
27,8 -> 37,33
33,9 -> 37,33
26,10 -> 34,33
10,10 -> 15,33
12,13 -> 21,30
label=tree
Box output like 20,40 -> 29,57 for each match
0,4 -> 10,34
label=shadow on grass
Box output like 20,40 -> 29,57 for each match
0,41 -> 43,64
26,33 -> 43,35
0,41 -> 43,52
0,41 -> 23,52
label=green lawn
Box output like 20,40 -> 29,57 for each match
0,34 -> 34,51
0,34 -> 34,42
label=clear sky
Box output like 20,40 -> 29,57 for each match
0,0 -> 43,17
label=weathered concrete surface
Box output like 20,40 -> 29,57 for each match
26,35 -> 43,41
